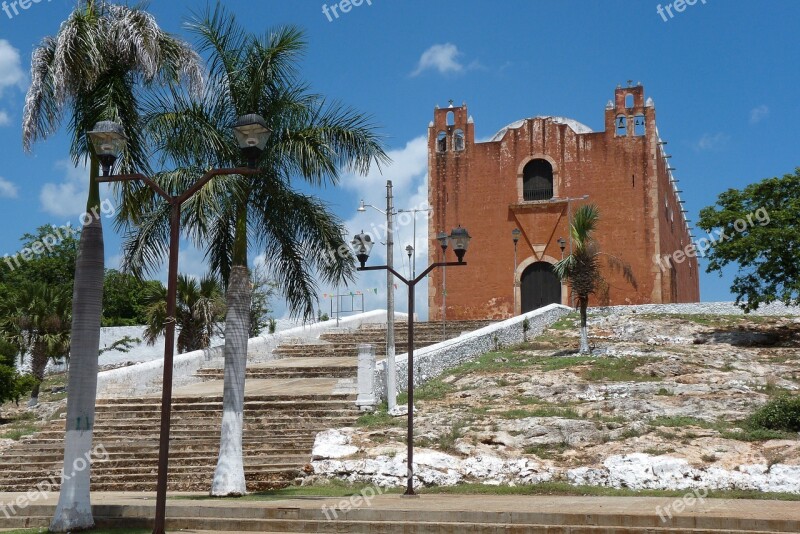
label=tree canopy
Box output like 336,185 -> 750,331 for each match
697,168 -> 799,311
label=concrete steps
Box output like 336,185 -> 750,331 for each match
3,496 -> 796,533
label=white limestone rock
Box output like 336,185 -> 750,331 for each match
311,429 -> 359,460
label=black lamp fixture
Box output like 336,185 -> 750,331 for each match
351,231 -> 375,268
232,113 -> 271,168
558,237 -> 566,255
88,121 -> 127,176
449,225 -> 471,263
511,228 -> 521,245
436,231 -> 448,253
406,244 -> 414,264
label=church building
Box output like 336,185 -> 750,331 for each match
427,84 -> 700,320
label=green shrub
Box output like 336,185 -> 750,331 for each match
747,395 -> 800,433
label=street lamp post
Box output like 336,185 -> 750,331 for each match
352,226 -> 471,497
436,231 -> 448,340
511,228 -> 521,316
88,114 -> 270,534
357,181 -> 397,411
405,245 -> 414,277
558,237 -> 566,260
397,206 -> 432,279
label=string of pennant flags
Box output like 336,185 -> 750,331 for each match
322,287 -> 396,299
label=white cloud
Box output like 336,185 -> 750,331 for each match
40,160 -> 111,217
749,105 -> 769,124
0,176 -> 19,198
333,134 -> 432,318
411,43 -> 465,77
0,39 -> 24,97
694,132 -> 729,152
0,110 -> 9,126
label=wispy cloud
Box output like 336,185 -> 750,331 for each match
411,43 -> 466,77
0,39 -> 24,97
0,110 -> 9,126
40,160 -> 110,217
0,176 -> 19,198
694,132 -> 730,152
749,104 -> 769,124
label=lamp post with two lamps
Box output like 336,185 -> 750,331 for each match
88,114 -> 270,534
351,226 -> 471,496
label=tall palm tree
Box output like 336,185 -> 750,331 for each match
0,283 -> 72,405
124,5 -> 388,496
554,205 -> 637,354
142,274 -> 225,353
21,1 -> 202,530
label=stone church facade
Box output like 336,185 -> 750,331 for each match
427,84 -> 700,320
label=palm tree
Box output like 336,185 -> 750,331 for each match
554,205 -> 637,354
0,283 -> 72,405
21,1 -> 202,530
142,274 -> 225,353
123,5 -> 388,496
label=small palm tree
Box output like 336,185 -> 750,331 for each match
0,283 -> 71,405
142,274 -> 225,354
22,1 -> 201,530
554,205 -> 636,354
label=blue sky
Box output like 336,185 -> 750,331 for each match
0,0 -> 797,319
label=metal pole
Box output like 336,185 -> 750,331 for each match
404,282 -> 416,496
153,202 -> 180,534
411,215 -> 416,279
513,241 -> 518,316
442,262 -> 446,341
386,181 -> 397,411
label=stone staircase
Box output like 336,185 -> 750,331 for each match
0,392 -> 356,492
0,320 -> 491,494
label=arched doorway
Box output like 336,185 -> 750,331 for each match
521,262 -> 561,312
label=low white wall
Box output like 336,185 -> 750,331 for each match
590,301 -> 800,316
96,309 -> 406,398
373,304 -> 571,401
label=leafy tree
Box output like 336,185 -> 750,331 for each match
0,339 -> 36,407
554,205 -> 636,354
142,274 -> 225,353
124,5 -> 388,496
102,269 -> 162,326
21,0 -> 202,529
0,225 -> 80,290
697,168 -> 799,312
0,283 -> 71,404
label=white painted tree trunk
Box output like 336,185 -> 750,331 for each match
50,216 -> 104,532
579,326 -> 591,354
210,266 -> 250,496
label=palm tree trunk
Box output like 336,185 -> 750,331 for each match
579,296 -> 590,354
28,341 -> 48,406
210,264 -> 250,496
51,161 -> 104,532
